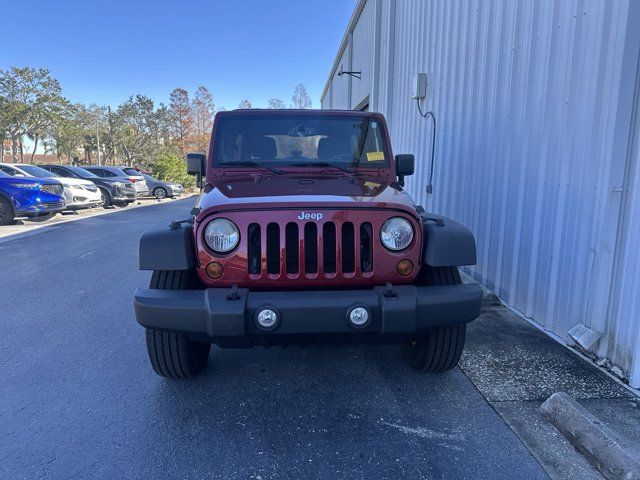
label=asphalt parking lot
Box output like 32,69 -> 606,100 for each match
3,196 -> 634,479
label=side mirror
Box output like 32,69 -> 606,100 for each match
395,154 -> 415,186
186,152 -> 206,190
186,152 -> 206,176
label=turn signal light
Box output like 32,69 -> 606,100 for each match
206,261 -> 224,279
396,259 -> 414,276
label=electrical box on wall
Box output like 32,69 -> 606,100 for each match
412,73 -> 427,100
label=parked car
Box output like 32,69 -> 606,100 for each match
39,165 -> 137,208
0,171 -> 65,225
133,109 -> 482,379
83,166 -> 149,198
138,173 -> 183,199
1,163 -> 101,210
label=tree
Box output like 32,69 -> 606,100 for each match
238,99 -> 252,109
192,86 -> 215,152
268,98 -> 286,109
153,151 -> 195,189
114,95 -> 160,166
291,84 -> 312,109
47,103 -> 84,163
0,67 -> 66,162
168,88 -> 194,156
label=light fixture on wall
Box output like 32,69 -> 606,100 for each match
337,65 -> 361,79
414,73 -> 436,195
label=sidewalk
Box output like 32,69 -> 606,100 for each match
461,303 -> 639,480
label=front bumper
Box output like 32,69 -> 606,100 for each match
113,187 -> 137,202
17,200 -> 66,216
168,186 -> 183,196
134,283 -> 482,343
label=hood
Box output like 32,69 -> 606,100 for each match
54,176 -> 95,188
196,174 -> 419,217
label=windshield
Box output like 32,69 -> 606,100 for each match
213,114 -> 389,170
17,165 -> 58,178
68,166 -> 98,178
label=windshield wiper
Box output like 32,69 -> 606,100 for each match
217,161 -> 283,174
287,162 -> 356,175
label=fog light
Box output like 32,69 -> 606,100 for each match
397,259 -> 414,276
347,306 -> 370,328
206,261 -> 224,279
255,308 -> 279,330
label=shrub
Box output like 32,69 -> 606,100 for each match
152,151 -> 196,189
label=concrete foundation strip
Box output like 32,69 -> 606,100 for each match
540,392 -> 640,480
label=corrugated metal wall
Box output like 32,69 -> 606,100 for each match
350,0 -> 376,108
321,0 -> 640,387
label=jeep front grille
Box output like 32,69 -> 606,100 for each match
248,220 -> 374,277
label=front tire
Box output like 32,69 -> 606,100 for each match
0,196 -> 15,226
145,270 -> 210,379
99,188 -> 111,208
153,187 -> 168,199
402,266 -> 467,372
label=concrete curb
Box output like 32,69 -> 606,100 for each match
540,392 -> 640,480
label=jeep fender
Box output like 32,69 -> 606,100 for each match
139,223 -> 196,271
421,215 -> 477,267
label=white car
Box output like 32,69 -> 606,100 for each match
0,163 -> 102,210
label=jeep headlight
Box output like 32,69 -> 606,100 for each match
380,217 -> 414,251
204,218 -> 240,253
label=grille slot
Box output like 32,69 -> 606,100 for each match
248,223 -> 261,274
304,223 -> 318,273
285,223 -> 299,274
341,222 -> 355,273
360,222 -> 373,273
266,222 -> 280,274
323,223 -> 337,274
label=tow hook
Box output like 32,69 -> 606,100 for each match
227,284 -> 240,301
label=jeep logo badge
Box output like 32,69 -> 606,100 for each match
298,212 -> 323,221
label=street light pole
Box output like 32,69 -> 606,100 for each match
96,116 -> 101,166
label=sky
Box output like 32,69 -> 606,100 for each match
2,0 -> 356,110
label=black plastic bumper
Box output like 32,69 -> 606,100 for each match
134,283 -> 482,343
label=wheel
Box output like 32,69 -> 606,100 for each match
0,196 -> 15,226
402,266 -> 467,372
153,187 -> 168,199
145,270 -> 210,379
99,188 -> 111,208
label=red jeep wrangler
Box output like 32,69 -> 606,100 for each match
134,110 -> 482,378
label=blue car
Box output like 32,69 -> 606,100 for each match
0,171 -> 66,226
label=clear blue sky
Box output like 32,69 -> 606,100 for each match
3,0 -> 356,109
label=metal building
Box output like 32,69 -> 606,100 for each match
321,0 -> 640,389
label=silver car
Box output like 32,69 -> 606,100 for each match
84,166 -> 150,197
139,173 -> 184,199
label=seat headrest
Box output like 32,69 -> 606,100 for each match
251,137 -> 277,160
317,136 -> 348,161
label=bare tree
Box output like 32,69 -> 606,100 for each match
192,86 -> 215,152
291,84 -> 312,109
268,98 -> 286,109
238,99 -> 252,109
168,88 -> 194,156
